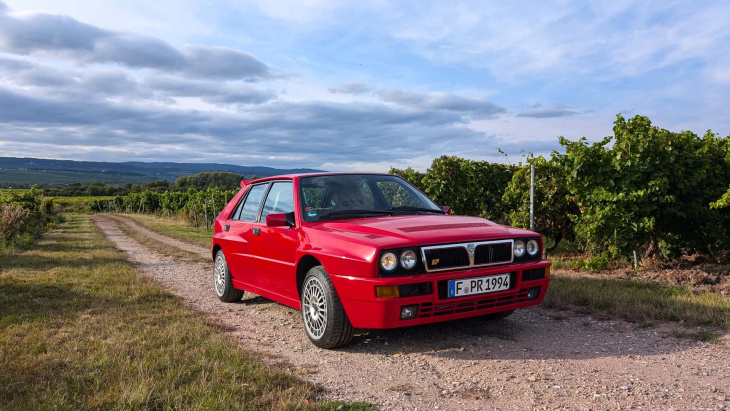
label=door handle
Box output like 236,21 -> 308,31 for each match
253,227 -> 260,236
224,224 -> 230,231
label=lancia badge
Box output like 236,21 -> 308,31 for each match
431,258 -> 440,266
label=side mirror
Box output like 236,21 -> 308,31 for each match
266,212 -> 295,227
441,206 -> 452,215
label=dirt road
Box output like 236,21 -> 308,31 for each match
93,215 -> 730,410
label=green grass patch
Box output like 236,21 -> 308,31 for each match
672,330 -> 723,344
0,214 -> 370,410
121,213 -> 213,248
545,275 -> 730,328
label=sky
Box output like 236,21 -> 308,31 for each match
0,0 -> 728,171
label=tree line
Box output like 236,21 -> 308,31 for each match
43,172 -> 246,196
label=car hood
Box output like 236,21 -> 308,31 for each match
306,214 -> 536,248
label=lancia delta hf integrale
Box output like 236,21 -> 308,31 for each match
211,173 -> 551,348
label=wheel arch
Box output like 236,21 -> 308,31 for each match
212,243 -> 222,260
296,254 -> 323,298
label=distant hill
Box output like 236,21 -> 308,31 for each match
0,157 -> 324,186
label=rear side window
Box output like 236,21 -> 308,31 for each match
261,182 -> 294,220
237,184 -> 268,222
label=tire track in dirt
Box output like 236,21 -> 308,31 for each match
94,215 -> 730,410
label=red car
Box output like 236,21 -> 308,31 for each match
212,173 -> 551,348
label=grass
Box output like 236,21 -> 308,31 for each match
0,214 -> 371,410
113,218 -> 209,263
121,213 -> 213,248
672,330 -> 723,344
544,275 -> 730,328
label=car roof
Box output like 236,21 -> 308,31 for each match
242,172 -> 396,185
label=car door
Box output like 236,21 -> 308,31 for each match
249,181 -> 300,300
223,182 -> 269,289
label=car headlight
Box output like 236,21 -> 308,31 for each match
381,252 -> 397,271
526,239 -> 539,256
513,240 -> 525,258
400,250 -> 417,269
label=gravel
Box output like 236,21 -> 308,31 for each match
94,215 -> 730,410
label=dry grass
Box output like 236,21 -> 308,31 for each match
114,219 -> 209,263
544,275 -> 730,328
122,213 -> 212,248
0,214 -> 371,410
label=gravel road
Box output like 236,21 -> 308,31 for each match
93,215 -> 730,410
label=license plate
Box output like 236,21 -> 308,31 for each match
448,273 -> 511,298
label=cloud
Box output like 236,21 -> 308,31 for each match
328,81 -> 371,95
147,76 -> 277,105
0,83 -> 495,169
0,55 -> 35,71
180,45 -> 273,81
377,88 -> 506,119
516,108 -> 580,118
0,4 -> 274,81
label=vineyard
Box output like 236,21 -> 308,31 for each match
87,188 -> 238,229
392,115 -> 730,267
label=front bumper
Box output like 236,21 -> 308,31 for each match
329,260 -> 551,329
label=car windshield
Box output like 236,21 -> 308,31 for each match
299,174 -> 443,222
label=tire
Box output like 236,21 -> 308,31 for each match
482,310 -> 514,321
214,250 -> 244,303
300,266 -> 354,349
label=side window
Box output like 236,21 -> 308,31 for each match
230,187 -> 249,220
261,182 -> 294,220
238,184 -> 269,222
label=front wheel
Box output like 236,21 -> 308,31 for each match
301,266 -> 353,349
214,250 -> 243,302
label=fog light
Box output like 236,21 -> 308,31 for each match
376,286 -> 400,298
527,287 -> 541,300
400,305 -> 419,320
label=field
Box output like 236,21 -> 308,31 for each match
0,215 -> 367,410
0,168 -> 150,185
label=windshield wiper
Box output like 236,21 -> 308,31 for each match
318,209 -> 393,220
386,206 -> 446,214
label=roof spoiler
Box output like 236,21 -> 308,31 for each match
240,179 -> 251,187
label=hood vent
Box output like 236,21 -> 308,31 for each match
398,223 -> 489,233
364,233 -> 386,239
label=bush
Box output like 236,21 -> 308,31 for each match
391,156 -> 514,222
502,156 -> 578,251
0,187 -> 59,250
556,114 -> 730,260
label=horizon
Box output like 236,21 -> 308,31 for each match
0,1 -> 728,172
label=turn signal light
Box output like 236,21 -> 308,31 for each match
545,266 -> 551,278
376,286 -> 400,298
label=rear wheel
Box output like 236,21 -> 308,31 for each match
301,266 -> 353,349
214,250 -> 243,302
482,310 -> 514,321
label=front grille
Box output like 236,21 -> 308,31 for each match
421,240 -> 514,272
417,288 -> 529,318
474,242 -> 512,265
423,247 -> 470,271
